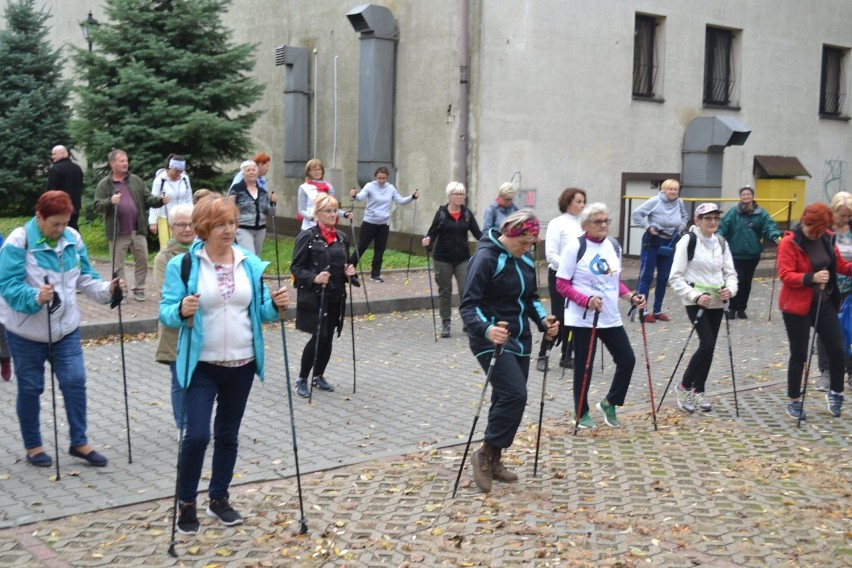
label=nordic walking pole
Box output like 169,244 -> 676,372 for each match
533,316 -> 557,477
43,277 -> 60,481
270,198 -> 309,533
111,197 -> 132,463
404,190 -> 418,286
656,308 -> 704,413
425,248 -> 439,342
798,283 -> 824,428
308,267 -> 330,406
722,300 -> 740,417
348,191 -> 372,318
768,253 -> 778,322
638,307 -> 658,431
348,277 -> 357,393
167,315 -> 192,558
452,321 -> 509,498
574,310 -> 600,436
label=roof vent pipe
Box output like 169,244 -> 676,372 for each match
681,115 -> 751,203
346,4 -> 399,186
275,45 -> 310,178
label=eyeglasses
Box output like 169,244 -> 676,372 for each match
316,208 -> 338,215
590,218 -> 612,226
450,192 -> 465,197
701,216 -> 721,223
172,222 -> 193,230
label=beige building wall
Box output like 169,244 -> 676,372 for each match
10,1 -> 852,239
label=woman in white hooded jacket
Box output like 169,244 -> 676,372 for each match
668,203 -> 738,414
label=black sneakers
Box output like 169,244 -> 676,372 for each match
312,376 -> 335,391
177,501 -> 200,535
206,497 -> 243,526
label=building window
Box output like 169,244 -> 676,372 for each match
633,15 -> 657,98
704,27 -> 735,106
820,46 -> 847,116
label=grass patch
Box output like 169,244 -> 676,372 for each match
0,216 -> 428,272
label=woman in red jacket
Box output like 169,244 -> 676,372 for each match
778,203 -> 850,420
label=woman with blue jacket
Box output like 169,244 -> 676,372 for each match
0,191 -> 121,469
159,196 -> 289,535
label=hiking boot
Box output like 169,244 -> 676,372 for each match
786,401 -> 806,420
642,313 -> 656,324
675,383 -> 695,414
693,390 -> 712,412
654,312 -> 671,322
491,447 -> 518,483
0,357 -> 10,381
536,356 -> 547,372
206,497 -> 243,526
597,398 -> 620,427
575,412 -> 596,430
177,501 -> 200,535
826,392 -> 844,417
471,442 -> 495,493
815,371 -> 830,392
312,376 -> 335,392
559,355 -> 573,369
736,310 -> 748,319
295,378 -> 309,398
441,324 -> 451,338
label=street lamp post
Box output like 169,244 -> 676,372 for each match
79,11 -> 98,52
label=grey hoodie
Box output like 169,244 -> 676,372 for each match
631,190 -> 688,236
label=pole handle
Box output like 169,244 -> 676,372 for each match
186,315 -> 194,329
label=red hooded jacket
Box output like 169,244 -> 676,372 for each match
777,226 -> 852,316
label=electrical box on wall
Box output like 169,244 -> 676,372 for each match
518,188 -> 536,210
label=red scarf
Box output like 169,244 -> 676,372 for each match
319,223 -> 337,245
313,180 -> 330,193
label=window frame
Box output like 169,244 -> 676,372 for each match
820,45 -> 847,117
704,26 -> 736,106
632,14 -> 658,98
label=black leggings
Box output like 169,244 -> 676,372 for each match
352,221 -> 389,278
783,297 -> 846,398
299,302 -> 342,379
681,306 -> 723,393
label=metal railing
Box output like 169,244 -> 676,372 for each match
622,195 -> 797,257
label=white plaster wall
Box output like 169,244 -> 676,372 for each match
9,0 -> 852,235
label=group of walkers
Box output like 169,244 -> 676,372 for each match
0,149 -> 847,532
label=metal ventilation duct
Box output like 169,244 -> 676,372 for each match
275,45 -> 310,178
347,4 -> 399,186
681,116 -> 751,201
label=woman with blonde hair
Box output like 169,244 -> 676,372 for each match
482,182 -> 519,233
297,158 -> 351,230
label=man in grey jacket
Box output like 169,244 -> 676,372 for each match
93,149 -> 168,302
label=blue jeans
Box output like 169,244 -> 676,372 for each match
8,329 -> 88,450
637,232 -> 676,314
179,361 -> 255,503
168,361 -> 184,429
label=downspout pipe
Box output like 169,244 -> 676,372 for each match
459,0 -> 469,188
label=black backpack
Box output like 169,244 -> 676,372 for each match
575,235 -> 622,263
682,231 -> 726,261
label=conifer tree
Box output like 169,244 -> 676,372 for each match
72,0 -> 264,186
0,0 -> 71,213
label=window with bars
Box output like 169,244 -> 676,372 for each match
704,27 -> 734,106
820,46 -> 847,116
633,15 -> 657,97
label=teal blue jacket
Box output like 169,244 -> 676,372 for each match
718,204 -> 781,260
159,240 -> 279,389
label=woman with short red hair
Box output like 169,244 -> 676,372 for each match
0,191 -> 123,468
778,202 -> 852,420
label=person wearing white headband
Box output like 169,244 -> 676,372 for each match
150,153 -> 194,250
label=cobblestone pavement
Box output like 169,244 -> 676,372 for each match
0,278 -> 849,566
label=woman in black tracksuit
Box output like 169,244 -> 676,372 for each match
291,194 -> 357,398
460,210 -> 559,493
422,181 -> 482,338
